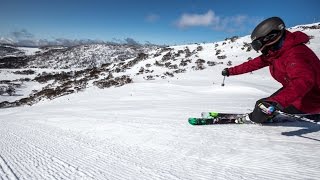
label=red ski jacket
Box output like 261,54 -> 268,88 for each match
228,30 -> 320,113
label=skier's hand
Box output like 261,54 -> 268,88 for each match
222,68 -> 229,77
264,105 -> 276,115
258,101 -> 282,116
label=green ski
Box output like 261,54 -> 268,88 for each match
188,112 -> 251,125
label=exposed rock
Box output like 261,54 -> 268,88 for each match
242,42 -> 252,52
192,64 -> 205,71
197,46 -> 203,51
168,64 -> 178,69
225,36 -> 239,42
179,59 -> 192,66
217,55 -> 227,60
297,24 -> 320,30
12,69 -> 36,75
93,75 -> 133,89
207,61 -> 217,66
154,61 -> 165,67
185,48 -> 192,58
195,59 -> 206,64
215,49 -> 222,55
0,56 -> 28,69
164,72 -> 174,77
34,71 -> 74,83
173,69 -> 186,74
144,75 -> 155,80
162,52 -> 173,61
0,85 -> 15,96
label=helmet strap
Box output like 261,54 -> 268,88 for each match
271,31 -> 286,51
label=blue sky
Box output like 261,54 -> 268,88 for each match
0,0 -> 319,45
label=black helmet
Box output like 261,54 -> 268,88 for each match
251,17 -> 285,51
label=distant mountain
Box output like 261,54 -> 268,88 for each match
27,44 -> 160,69
0,37 -> 15,45
0,43 -> 160,69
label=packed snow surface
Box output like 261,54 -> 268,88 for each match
0,69 -> 319,180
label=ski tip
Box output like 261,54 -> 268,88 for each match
188,117 -> 213,125
188,118 -> 199,125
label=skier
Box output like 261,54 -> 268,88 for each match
221,17 -> 320,123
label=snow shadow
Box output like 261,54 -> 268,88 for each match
264,121 -> 320,142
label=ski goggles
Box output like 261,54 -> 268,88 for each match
251,31 -> 281,51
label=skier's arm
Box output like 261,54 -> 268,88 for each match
267,54 -> 315,108
228,56 -> 269,76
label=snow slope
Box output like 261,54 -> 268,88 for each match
0,73 -> 319,180
0,23 -> 320,179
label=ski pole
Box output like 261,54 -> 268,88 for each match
276,111 -> 319,123
259,103 -> 318,123
221,76 -> 226,86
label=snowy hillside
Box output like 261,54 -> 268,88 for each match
0,23 -> 319,180
1,23 -> 320,108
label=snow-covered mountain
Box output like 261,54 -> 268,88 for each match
0,23 -> 319,180
0,43 -> 159,68
0,37 -> 15,45
27,44 -> 159,69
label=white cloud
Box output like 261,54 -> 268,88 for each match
176,10 -> 260,33
176,10 -> 218,28
212,15 -> 252,32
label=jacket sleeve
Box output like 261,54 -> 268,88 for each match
228,56 -> 269,75
267,53 -> 315,108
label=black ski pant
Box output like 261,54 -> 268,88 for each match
249,88 -> 304,123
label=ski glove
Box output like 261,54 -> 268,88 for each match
258,101 -> 283,116
222,68 -> 229,77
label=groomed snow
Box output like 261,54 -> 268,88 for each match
0,67 -> 319,180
